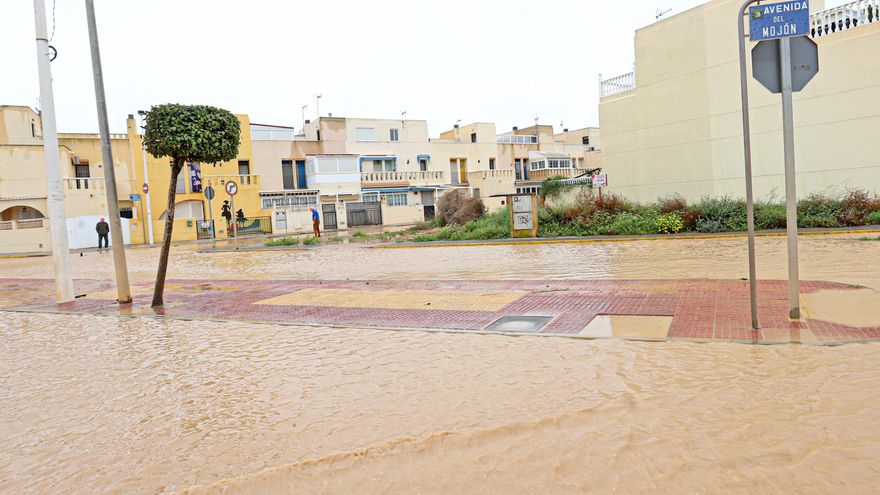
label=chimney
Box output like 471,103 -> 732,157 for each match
564,128 -> 569,132
453,124 -> 459,129
305,119 -> 311,124
512,126 -> 518,131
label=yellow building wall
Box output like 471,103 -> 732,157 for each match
598,0 -> 879,203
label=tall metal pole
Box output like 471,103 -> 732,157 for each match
138,112 -> 154,244
780,36 -> 801,319
85,0 -> 132,304
33,0 -> 75,303
737,0 -> 760,329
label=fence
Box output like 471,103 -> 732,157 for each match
811,0 -> 879,37
226,216 -> 272,237
599,71 -> 636,97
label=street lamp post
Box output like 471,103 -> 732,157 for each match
137,110 -> 154,244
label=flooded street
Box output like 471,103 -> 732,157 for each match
1,235 -> 880,493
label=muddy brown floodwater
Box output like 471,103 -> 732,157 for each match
1,235 -> 880,494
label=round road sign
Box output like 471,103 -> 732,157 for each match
142,183 -> 149,194
204,185 -> 215,200
225,181 -> 238,196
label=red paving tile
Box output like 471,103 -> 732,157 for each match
0,277 -> 877,345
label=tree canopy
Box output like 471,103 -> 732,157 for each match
143,104 -> 241,163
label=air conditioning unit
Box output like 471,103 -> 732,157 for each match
72,155 -> 80,165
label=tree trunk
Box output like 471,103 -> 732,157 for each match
152,158 -> 184,307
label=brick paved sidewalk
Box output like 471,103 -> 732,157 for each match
1,277 -> 878,345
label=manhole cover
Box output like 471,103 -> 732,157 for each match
484,315 -> 553,333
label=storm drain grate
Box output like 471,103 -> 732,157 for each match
484,315 -> 553,333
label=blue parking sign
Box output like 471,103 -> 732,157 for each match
750,0 -> 810,41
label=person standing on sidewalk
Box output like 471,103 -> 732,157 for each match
310,207 -> 321,238
96,217 -> 110,250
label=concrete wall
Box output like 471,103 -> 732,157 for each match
598,0 -> 876,203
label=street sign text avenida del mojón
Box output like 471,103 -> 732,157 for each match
749,0 -> 810,41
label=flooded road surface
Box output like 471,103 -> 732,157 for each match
1,312 -> 879,494
2,235 -> 880,493
2,234 -> 880,289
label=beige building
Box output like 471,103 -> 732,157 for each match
598,0 -> 879,203
251,116 -> 601,231
1,104 -> 600,253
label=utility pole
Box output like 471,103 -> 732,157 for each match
779,36 -> 800,319
137,110 -> 154,244
85,0 -> 132,304
315,94 -> 322,119
301,104 -> 308,133
33,0 -> 74,303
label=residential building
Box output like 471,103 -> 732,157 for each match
1,106 -> 600,253
598,0 -> 879,203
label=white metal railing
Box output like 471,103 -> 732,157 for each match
361,170 -> 445,183
0,218 -> 46,231
496,134 -> 538,144
811,0 -> 879,37
63,177 -> 106,191
600,71 -> 636,97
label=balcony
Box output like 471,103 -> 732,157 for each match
496,135 -> 538,144
63,177 -> 106,192
600,71 -> 636,97
468,169 -> 516,182
361,170 -> 445,186
203,174 -> 261,188
811,0 -> 879,37
0,218 -> 46,231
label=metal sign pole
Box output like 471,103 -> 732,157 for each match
780,36 -> 801,318
207,196 -> 215,241
737,0 -> 760,330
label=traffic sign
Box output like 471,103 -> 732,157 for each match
752,36 -> 818,93
142,183 -> 149,194
129,194 -> 141,201
225,181 -> 238,196
749,0 -> 810,41
204,185 -> 215,201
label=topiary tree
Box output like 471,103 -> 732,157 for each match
144,104 -> 240,307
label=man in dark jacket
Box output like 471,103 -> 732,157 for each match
96,217 -> 110,250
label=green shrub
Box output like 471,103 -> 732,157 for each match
657,194 -> 688,214
265,237 -> 300,246
656,212 -> 684,234
754,202 -> 787,230
865,210 -> 880,225
415,208 -> 509,242
539,176 -> 571,200
694,197 -> 746,232
352,231 -> 368,238
302,236 -> 321,245
596,212 -> 655,235
838,189 -> 880,226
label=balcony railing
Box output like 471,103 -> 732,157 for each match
361,170 -> 445,183
63,177 -> 106,192
203,174 -> 260,187
496,135 -> 538,144
811,0 -> 879,37
600,71 -> 636,97
0,218 -> 46,231
468,169 -> 516,182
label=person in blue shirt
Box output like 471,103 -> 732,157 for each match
310,207 -> 320,238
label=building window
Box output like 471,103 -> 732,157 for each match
385,193 -> 408,206
119,207 -> 133,219
489,158 -> 495,170
363,192 -> 380,203
74,164 -> 90,178
316,130 -> 321,141
390,128 -> 399,142
296,160 -> 307,189
356,127 -> 376,141
582,136 -> 590,145
419,157 -> 428,172
470,132 -> 477,143
176,167 -> 188,194
281,160 -> 295,190
238,160 -> 250,176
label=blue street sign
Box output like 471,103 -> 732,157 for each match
749,0 -> 810,41
129,194 -> 142,201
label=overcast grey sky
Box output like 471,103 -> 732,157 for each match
2,0 -> 841,135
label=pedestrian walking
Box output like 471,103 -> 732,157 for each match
96,217 -> 110,250
310,207 -> 320,238
221,200 -> 232,224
